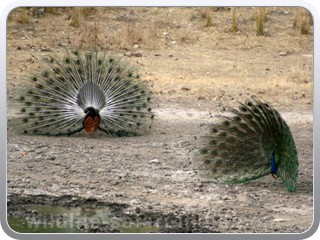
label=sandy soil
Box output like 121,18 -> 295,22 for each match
6,7 -> 313,233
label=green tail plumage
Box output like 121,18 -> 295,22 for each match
200,97 -> 299,192
14,49 -> 154,136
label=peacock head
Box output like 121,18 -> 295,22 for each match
273,144 -> 299,192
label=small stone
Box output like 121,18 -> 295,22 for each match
273,218 -> 291,222
124,50 -> 143,57
197,96 -> 206,100
149,159 -> 160,164
302,54 -> 313,58
135,207 -> 141,213
124,51 -> 133,57
181,87 -> 190,91
97,168 -> 104,173
35,148 -> 45,154
279,51 -> 288,56
10,144 -> 20,152
132,50 -> 143,57
41,47 -> 51,52
222,195 -> 229,200
34,156 -> 42,162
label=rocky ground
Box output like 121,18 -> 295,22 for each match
6,7 -> 313,233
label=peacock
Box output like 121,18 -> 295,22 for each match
15,49 -> 154,136
199,97 -> 299,192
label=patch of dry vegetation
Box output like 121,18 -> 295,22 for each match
293,9 -> 313,35
255,7 -> 268,36
231,8 -> 239,32
16,8 -> 30,24
7,6 -> 313,108
70,7 -> 96,28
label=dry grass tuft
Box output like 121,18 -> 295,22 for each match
17,8 -> 30,24
255,7 -> 268,36
293,10 -> 313,35
231,8 -> 239,32
43,7 -> 60,15
288,58 -> 313,84
70,7 -> 95,28
201,8 -> 214,27
77,22 -> 102,50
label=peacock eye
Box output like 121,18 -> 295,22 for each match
246,101 -> 253,107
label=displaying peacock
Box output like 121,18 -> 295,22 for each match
199,97 -> 299,192
15,49 -> 154,136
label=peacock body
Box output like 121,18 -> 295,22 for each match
200,97 -> 299,192
16,49 -> 154,136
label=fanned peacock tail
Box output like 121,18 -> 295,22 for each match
200,97 -> 299,192
15,49 -> 154,136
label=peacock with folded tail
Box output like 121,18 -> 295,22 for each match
15,49 -> 154,136
199,97 -> 299,192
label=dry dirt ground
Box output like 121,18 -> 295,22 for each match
6,7 -> 313,233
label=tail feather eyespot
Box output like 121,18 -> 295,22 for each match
18,50 -> 153,136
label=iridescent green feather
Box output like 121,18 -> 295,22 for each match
200,97 -> 299,192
